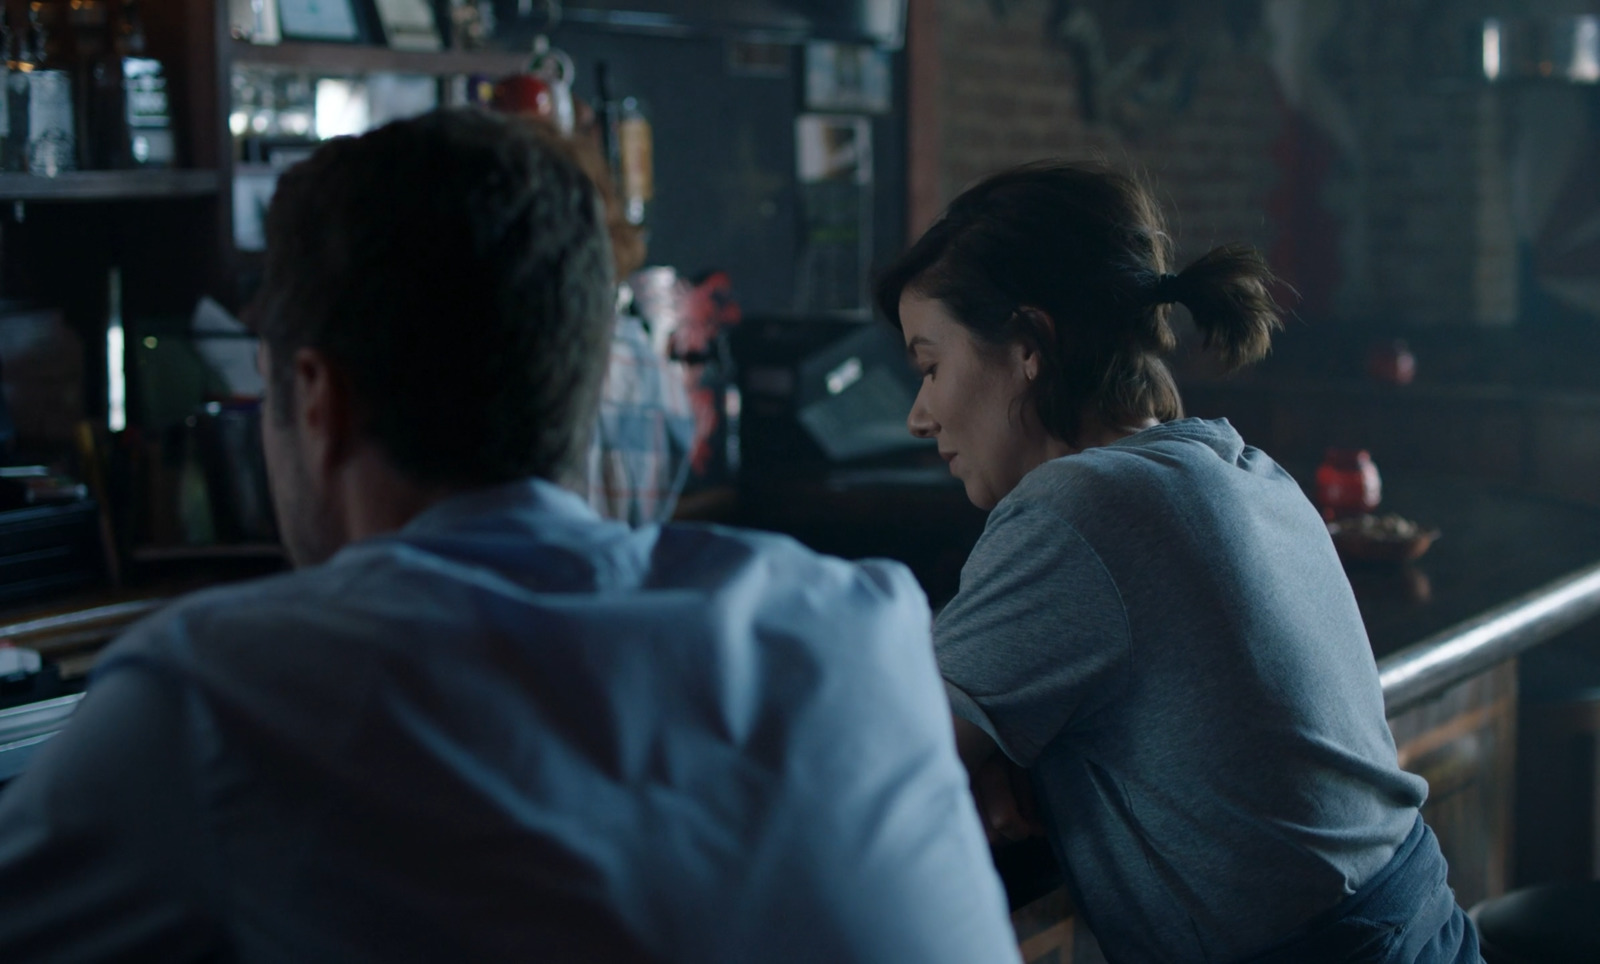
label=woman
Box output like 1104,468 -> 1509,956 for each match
491,87 -> 695,525
877,163 -> 1478,964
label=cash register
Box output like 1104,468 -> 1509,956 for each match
729,316 -> 983,603
732,315 -> 943,482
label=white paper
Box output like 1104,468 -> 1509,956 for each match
796,114 -> 872,185
232,169 -> 279,251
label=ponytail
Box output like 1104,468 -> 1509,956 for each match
1162,244 -> 1282,370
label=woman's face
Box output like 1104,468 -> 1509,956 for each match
901,293 -> 1051,510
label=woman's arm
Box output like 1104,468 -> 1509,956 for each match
954,715 -> 1045,843
953,714 -> 999,772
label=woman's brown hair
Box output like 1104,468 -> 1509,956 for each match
876,162 -> 1282,445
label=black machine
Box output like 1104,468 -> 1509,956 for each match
731,315 -> 935,482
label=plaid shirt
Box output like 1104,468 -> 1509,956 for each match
585,313 -> 697,526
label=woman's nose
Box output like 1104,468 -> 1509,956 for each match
907,384 -> 938,439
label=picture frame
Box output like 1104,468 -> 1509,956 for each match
372,0 -> 443,51
277,0 -> 363,42
804,42 -> 892,115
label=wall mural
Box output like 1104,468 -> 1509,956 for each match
986,0 -> 1264,132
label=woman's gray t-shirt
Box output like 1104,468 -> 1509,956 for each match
937,418 -> 1427,963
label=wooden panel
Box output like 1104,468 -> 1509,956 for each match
1012,887 -> 1074,964
1515,688 -> 1600,884
1387,659 -> 1518,909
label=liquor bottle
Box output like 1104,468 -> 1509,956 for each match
5,14 -> 30,172
0,17 -> 14,171
100,0 -> 172,167
87,0 -> 120,168
593,62 -> 616,173
71,0 -> 109,168
615,97 -> 653,227
24,2 -> 75,175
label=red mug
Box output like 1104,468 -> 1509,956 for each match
1316,449 -> 1382,520
491,74 -> 557,122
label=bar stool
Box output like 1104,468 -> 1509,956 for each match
1469,881 -> 1600,963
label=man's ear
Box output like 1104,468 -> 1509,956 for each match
290,347 -> 359,474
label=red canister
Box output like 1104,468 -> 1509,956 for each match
1316,449 -> 1382,520
1366,340 -> 1416,386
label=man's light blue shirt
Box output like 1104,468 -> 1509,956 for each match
0,480 -> 1017,962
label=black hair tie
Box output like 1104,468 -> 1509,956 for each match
1151,272 -> 1183,306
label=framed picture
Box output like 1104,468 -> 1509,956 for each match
228,0 -> 282,44
372,0 -> 442,50
277,0 -> 362,42
804,42 -> 892,114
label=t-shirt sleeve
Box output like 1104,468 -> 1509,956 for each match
0,659 -> 227,960
935,497 -> 1132,767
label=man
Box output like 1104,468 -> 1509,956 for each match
0,111 -> 1018,961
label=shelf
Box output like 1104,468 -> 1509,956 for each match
0,170 -> 221,202
230,40 -> 530,76
131,543 -> 285,563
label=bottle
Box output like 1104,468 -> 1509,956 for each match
447,0 -> 485,49
24,2 -> 75,175
71,0 -> 109,168
177,415 -> 215,545
106,266 -> 126,432
0,16 -> 15,171
4,17 -> 32,173
594,62 -> 616,172
87,0 -> 120,168
108,0 -> 172,167
616,97 -> 652,226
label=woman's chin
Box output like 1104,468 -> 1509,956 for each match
962,479 -> 998,511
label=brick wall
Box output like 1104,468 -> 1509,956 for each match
915,0 -> 1280,263
908,0 -> 1522,327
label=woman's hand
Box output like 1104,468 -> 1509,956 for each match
953,716 -> 1046,844
973,754 -> 1045,844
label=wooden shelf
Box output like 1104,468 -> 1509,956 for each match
230,40 -> 529,76
131,543 -> 285,563
0,170 -> 221,202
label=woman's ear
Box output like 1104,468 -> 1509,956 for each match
1014,307 -> 1056,381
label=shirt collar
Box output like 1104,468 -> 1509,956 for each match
399,477 -> 599,539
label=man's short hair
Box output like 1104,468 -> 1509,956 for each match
253,108 -> 615,486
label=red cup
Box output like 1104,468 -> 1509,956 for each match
1316,448 -> 1382,520
491,74 -> 557,122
